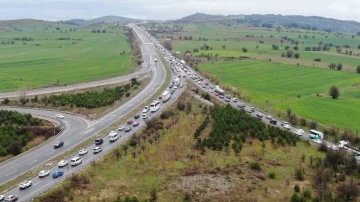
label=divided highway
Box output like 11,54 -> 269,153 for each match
0,25 -> 176,201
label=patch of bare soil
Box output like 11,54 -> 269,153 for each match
165,174 -> 238,201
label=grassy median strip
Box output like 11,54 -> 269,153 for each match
0,47 -> 172,194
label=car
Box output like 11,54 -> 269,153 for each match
205,82 -> 209,85
265,115 -> 272,120
174,86 -> 178,90
93,147 -> 102,154
4,195 -> 17,202
117,126 -> 125,131
54,140 -> 64,149
295,129 -> 305,136
127,120 -> 133,125
209,89 -> 214,93
281,121 -> 289,126
125,127 -> 132,132
283,124 -> 291,130
233,98 -> 238,102
38,170 -> 50,178
95,138 -> 103,145
210,85 -> 214,89
197,81 -> 201,84
142,113 -> 148,119
250,107 -> 255,112
58,160 -> 68,167
142,106 -> 149,113
226,95 -> 231,99
133,121 -> 139,127
237,104 -> 245,108
225,97 -> 230,102
246,108 -> 252,113
70,157 -> 82,166
256,113 -> 263,118
78,148 -> 88,155
219,95 -> 224,99
19,180 -> 32,189
270,119 -> 277,125
134,114 -> 140,119
214,92 -> 219,96
0,195 -> 4,201
328,144 -> 338,150
55,114 -> 64,119
52,170 -> 64,179
180,84 -> 184,88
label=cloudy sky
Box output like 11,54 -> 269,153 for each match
0,0 -> 360,22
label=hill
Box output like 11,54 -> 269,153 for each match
175,13 -> 360,33
0,19 -> 78,32
65,15 -> 145,26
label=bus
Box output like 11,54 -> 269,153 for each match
150,100 -> 160,112
309,129 -> 323,140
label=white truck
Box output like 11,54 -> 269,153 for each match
174,78 -> 180,87
161,90 -> 171,103
108,131 -> 119,142
214,85 -> 224,95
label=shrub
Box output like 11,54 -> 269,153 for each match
268,172 -> 276,179
294,184 -> 300,192
295,168 -> 304,181
249,162 -> 261,171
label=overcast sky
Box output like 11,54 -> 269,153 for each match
1,0 -> 360,22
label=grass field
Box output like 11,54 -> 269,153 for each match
0,21 -> 132,92
199,59 -> 360,132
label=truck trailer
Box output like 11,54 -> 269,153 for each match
161,91 -> 171,103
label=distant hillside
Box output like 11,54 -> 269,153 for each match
65,15 -> 145,26
175,13 -> 360,33
0,19 -> 78,32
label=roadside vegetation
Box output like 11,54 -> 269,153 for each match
34,89 -> 360,202
0,110 -> 60,160
0,20 -> 137,92
1,78 -> 146,119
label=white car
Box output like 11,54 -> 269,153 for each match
38,170 -> 50,178
58,160 -> 68,167
232,98 -> 238,102
295,129 -> 305,136
19,180 -> 32,189
265,115 -> 272,120
283,124 -> 291,130
93,147 -> 102,154
142,106 -> 149,113
55,114 -> 64,119
78,148 -> 88,155
0,195 -> 4,201
4,195 -> 17,202
142,113 -> 148,119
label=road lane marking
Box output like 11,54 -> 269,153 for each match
5,170 -> 17,176
27,160 -> 37,165
46,151 -> 55,156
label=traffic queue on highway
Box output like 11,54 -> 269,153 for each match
0,25 -> 184,202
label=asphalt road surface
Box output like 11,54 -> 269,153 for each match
0,26 -> 174,201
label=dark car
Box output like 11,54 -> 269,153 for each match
237,104 -> 245,109
127,120 -> 133,125
134,114 -> 140,119
270,119 -> 277,125
54,141 -> 64,149
52,170 -> 64,179
95,138 -> 103,145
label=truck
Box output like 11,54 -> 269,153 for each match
173,78 -> 180,87
161,91 -> 171,103
214,85 -> 224,95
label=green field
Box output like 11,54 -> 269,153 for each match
164,23 -> 360,68
0,21 -> 132,92
200,59 -> 360,132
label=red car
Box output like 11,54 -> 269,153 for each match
214,93 -> 219,96
127,120 -> 133,125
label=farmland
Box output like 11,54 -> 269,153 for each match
0,20 -> 132,92
200,59 -> 360,132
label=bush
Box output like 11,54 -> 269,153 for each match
268,172 -> 276,179
294,184 -> 300,192
295,168 -> 304,181
329,85 -> 340,99
314,58 -> 321,62
249,162 -> 261,171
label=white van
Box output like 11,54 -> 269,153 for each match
109,131 -> 119,142
70,157 -> 82,166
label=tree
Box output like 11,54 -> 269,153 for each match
114,149 -> 122,161
272,44 -> 279,50
357,65 -> 360,74
286,50 -> 294,58
122,144 -> 129,155
222,45 -> 226,49
163,40 -> 172,51
294,53 -> 300,59
131,150 -> 137,161
329,86 -> 340,99
9,141 -> 22,155
242,47 -> 248,52
328,63 -> 336,69
336,63 -> 343,71
337,180 -> 360,201
293,46 -> 298,50
179,36 -> 182,40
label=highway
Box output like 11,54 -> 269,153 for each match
0,25 -> 184,201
